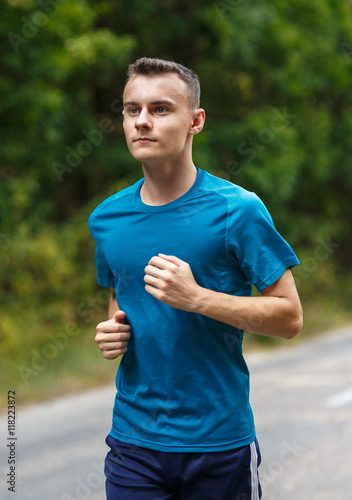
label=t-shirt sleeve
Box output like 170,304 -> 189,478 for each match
94,244 -> 115,288
227,192 -> 299,292
88,212 -> 115,288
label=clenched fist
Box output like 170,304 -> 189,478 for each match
144,253 -> 202,312
95,310 -> 131,360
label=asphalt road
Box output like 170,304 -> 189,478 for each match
249,325 -> 352,500
1,325 -> 352,499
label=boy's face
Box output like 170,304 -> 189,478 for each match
122,73 -> 199,164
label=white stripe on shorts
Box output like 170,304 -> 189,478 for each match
250,440 -> 260,500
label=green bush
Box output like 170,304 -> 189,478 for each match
1,0 -> 352,407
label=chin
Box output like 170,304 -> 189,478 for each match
130,152 -> 159,162
129,150 -> 168,164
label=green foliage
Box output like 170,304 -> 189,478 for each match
1,0 -> 352,405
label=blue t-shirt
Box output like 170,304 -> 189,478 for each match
88,167 -> 299,452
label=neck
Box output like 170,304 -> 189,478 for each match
140,160 -> 197,206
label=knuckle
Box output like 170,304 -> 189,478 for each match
119,332 -> 130,341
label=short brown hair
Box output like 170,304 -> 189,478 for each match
126,57 -> 200,109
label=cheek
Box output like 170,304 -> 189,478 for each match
162,120 -> 190,144
123,122 -> 134,142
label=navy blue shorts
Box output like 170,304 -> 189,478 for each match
105,434 -> 262,500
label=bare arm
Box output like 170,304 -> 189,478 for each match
194,269 -> 303,339
144,254 -> 303,340
108,287 -> 119,319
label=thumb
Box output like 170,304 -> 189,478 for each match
113,310 -> 126,323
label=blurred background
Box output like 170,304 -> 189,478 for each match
1,0 -> 351,410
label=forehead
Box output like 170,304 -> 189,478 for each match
123,74 -> 190,107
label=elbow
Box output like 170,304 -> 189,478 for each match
284,312 -> 303,340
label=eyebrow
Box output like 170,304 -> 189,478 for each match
123,99 -> 176,107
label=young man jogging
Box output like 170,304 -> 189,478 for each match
88,57 -> 303,500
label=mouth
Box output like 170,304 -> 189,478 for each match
134,137 -> 156,143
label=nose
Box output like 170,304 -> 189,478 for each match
135,108 -> 152,130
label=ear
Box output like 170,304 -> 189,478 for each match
189,108 -> 205,136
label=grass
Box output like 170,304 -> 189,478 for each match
0,324 -> 119,413
1,288 -> 352,414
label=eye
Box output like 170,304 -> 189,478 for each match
155,106 -> 168,114
127,107 -> 139,115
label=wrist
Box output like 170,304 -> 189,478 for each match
191,285 -> 210,314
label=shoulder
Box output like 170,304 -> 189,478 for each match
88,179 -> 142,234
199,170 -> 265,212
198,170 -> 274,229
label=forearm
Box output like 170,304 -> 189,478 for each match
108,291 -> 119,319
144,255 -> 302,338
193,287 -> 302,339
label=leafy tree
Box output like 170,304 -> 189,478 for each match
1,0 -> 351,403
